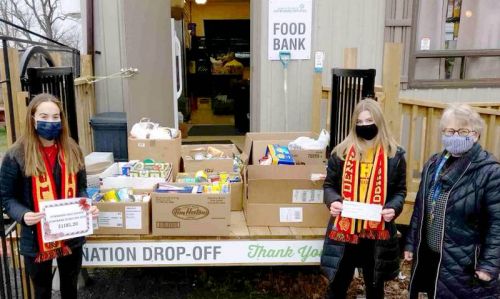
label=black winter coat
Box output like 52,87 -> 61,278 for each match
0,142 -> 87,257
406,143 -> 500,298
320,147 -> 407,284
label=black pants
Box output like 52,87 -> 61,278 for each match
24,246 -> 83,299
409,244 -> 440,299
326,239 -> 384,299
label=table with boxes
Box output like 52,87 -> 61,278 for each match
83,129 -> 330,267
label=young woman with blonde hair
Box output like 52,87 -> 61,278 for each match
321,98 -> 407,299
0,93 -> 98,299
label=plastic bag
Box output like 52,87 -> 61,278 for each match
130,118 -> 179,140
288,129 -> 330,150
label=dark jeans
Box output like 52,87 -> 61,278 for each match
24,246 -> 83,299
326,238 -> 384,299
409,244 -> 440,299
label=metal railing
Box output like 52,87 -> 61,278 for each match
0,18 -> 80,298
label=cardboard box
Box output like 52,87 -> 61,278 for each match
152,186 -> 231,236
244,202 -> 330,227
181,144 -> 240,173
246,165 -> 326,204
243,132 -> 326,165
176,172 -> 243,211
93,201 -> 150,235
128,135 -> 182,177
99,163 -> 169,190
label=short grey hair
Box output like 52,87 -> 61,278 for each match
440,103 -> 485,135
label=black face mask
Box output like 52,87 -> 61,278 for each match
356,124 -> 378,140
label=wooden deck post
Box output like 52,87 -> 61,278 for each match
0,47 -> 23,145
382,43 -> 403,142
74,55 -> 96,155
343,48 -> 358,68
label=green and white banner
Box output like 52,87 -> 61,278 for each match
83,240 -> 323,267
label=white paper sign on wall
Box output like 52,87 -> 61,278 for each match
268,0 -> 313,60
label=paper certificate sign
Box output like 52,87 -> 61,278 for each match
341,201 -> 383,222
39,198 -> 93,243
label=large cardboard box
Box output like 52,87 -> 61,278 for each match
244,202 -> 330,227
181,144 -> 240,173
128,135 -> 182,176
246,165 -> 326,204
243,132 -> 326,165
93,201 -> 150,235
152,186 -> 231,236
176,172 -> 243,211
99,163 -> 169,190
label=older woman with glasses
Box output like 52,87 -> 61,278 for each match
404,104 -> 500,298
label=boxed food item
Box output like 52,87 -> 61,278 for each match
242,132 -> 327,166
244,202 -> 330,227
99,162 -> 172,190
151,183 -> 231,236
181,144 -> 241,173
128,135 -> 182,177
176,172 -> 243,211
92,190 -> 151,235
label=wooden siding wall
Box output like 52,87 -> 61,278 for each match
251,0 -> 386,132
384,0 -> 413,89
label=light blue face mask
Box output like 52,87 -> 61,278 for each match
442,135 -> 475,155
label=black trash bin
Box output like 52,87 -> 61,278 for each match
90,112 -> 128,161
233,80 -> 250,133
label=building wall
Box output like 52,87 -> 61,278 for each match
93,0 -> 125,113
191,1 -> 250,36
400,88 -> 500,102
251,0 -> 386,132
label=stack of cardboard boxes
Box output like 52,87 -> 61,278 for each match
242,132 -> 330,227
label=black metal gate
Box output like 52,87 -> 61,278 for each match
0,220 -> 29,299
23,67 -> 79,142
329,68 -> 376,150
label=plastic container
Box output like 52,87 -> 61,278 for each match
90,112 -> 128,162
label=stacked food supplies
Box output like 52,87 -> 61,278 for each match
241,131 -> 330,227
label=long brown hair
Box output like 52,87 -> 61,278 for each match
16,93 -> 84,177
333,98 -> 399,160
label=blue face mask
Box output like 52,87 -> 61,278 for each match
35,120 -> 62,140
442,135 -> 475,155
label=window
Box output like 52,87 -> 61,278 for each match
409,0 -> 500,88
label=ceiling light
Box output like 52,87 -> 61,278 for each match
195,0 -> 207,4
465,10 -> 473,18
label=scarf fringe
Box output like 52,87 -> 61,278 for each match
329,229 -> 390,244
35,246 -> 72,263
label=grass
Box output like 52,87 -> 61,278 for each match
0,126 -> 7,154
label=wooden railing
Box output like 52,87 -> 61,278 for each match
397,98 -> 500,195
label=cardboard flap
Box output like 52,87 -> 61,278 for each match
247,165 -> 326,180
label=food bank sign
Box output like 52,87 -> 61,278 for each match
268,0 -> 312,60
82,240 -> 323,266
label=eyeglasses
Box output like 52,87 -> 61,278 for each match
442,128 -> 476,137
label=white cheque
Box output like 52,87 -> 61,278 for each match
39,198 -> 93,243
340,201 -> 383,222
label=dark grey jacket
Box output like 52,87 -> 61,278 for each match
0,142 -> 87,257
406,143 -> 500,298
320,147 -> 407,284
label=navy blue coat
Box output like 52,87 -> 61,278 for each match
406,143 -> 500,298
0,142 -> 87,257
320,147 -> 407,284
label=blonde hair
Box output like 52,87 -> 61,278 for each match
440,103 -> 484,136
15,93 -> 84,177
333,98 -> 399,160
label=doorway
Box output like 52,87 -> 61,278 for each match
175,0 -> 250,139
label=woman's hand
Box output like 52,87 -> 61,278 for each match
330,201 -> 343,217
404,251 -> 413,262
381,208 -> 396,222
89,206 -> 99,219
475,270 -> 492,282
23,212 -> 45,226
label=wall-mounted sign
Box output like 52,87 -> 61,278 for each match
268,0 -> 312,60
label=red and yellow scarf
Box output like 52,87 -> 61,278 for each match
329,145 -> 390,244
32,147 -> 76,262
